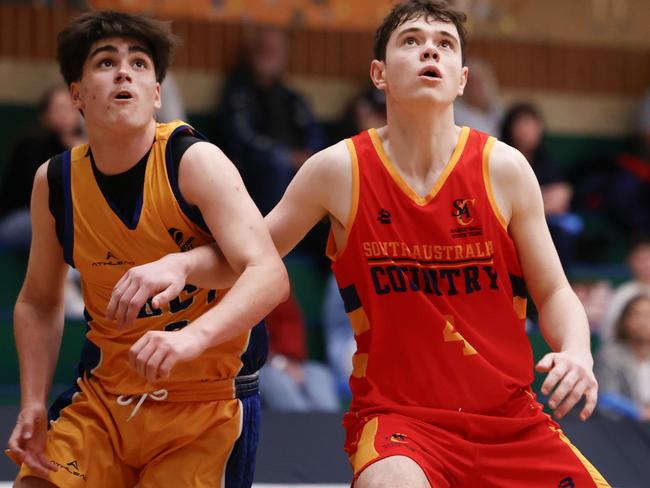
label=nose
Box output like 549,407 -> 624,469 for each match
115,60 -> 132,83
421,43 -> 439,62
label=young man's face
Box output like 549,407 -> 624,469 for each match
372,16 -> 467,108
70,37 -> 161,132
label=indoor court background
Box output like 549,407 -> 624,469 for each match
1,0 -> 650,486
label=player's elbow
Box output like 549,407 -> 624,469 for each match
271,261 -> 291,305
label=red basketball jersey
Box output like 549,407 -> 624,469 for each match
328,127 -> 532,415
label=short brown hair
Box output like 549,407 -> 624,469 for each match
57,10 -> 179,85
374,0 -> 467,64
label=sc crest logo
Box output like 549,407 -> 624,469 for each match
451,198 -> 475,226
387,433 -> 408,444
558,477 -> 575,488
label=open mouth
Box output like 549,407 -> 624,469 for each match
419,67 -> 442,79
114,91 -> 133,100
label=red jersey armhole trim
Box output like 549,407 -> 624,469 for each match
368,127 -> 470,206
327,138 -> 360,262
481,136 -> 508,231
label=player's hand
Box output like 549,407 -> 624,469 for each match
7,404 -> 57,477
107,254 -> 189,328
535,351 -> 598,421
129,328 -> 205,383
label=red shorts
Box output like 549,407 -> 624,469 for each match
344,393 -> 610,487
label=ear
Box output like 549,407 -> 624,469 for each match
69,82 -> 83,110
153,81 -> 161,110
457,65 -> 469,96
370,59 -> 387,91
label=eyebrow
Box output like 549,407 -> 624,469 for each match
89,44 -> 153,60
396,27 -> 459,44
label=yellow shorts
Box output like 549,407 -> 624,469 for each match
14,374 -> 245,487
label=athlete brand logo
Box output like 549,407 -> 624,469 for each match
558,477 -> 575,488
92,250 -> 135,267
377,208 -> 392,224
50,459 -> 87,481
451,198 -> 475,226
168,227 -> 196,251
388,433 -> 409,444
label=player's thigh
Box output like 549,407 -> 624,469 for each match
14,477 -> 57,488
140,398 -> 244,488
355,455 -> 437,488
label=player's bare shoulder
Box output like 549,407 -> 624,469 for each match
486,139 -> 540,224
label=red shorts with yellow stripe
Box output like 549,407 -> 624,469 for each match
11,374 -> 252,488
344,392 -> 611,488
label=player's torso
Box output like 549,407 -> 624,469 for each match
65,121 -> 248,399
330,127 -> 533,415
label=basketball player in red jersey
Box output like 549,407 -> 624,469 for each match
109,1 -> 610,486
7,11 -> 287,488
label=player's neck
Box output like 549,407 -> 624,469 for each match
86,119 -> 157,175
383,104 -> 460,177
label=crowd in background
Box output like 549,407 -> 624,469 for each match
2,26 -> 649,420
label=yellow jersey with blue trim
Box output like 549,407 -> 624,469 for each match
62,121 -> 247,401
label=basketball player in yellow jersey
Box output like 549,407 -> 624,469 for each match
109,2 -> 611,487
7,11 -> 288,488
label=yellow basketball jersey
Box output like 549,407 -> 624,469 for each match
63,121 -> 247,401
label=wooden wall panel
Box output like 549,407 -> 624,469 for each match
1,4 -> 649,96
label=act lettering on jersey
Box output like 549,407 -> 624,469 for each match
136,284 -> 200,319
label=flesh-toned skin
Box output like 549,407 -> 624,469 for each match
108,18 -> 597,487
8,37 -> 289,482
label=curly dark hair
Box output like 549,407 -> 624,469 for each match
57,10 -> 179,85
374,0 -> 467,64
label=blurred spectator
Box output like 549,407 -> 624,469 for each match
454,58 -> 503,136
0,85 -> 85,318
156,71 -> 187,123
572,279 -> 614,333
595,293 -> 650,421
216,26 -> 324,216
326,86 -> 386,144
501,102 -> 582,270
570,91 -> 650,256
600,235 -> 650,342
322,274 -> 356,401
260,295 -> 340,412
0,84 -> 83,251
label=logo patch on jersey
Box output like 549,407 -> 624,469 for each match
388,433 -> 409,444
168,227 -> 196,251
558,477 -> 575,488
451,198 -> 475,226
50,459 -> 87,481
91,250 -> 135,267
377,208 -> 392,224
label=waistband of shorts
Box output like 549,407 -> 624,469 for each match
235,372 -> 259,399
96,371 -> 260,402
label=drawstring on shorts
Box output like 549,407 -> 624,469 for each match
117,389 -> 168,421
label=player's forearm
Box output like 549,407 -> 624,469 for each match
173,243 -> 239,289
537,286 -> 592,364
190,260 -> 289,348
13,300 -> 65,407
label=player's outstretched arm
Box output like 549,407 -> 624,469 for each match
128,142 -> 293,382
7,162 -> 69,476
108,140 -> 347,328
490,141 -> 597,421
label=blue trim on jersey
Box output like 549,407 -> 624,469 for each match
225,393 -> 261,488
62,150 -> 75,267
238,321 -> 268,376
48,362 -> 84,424
165,125 -> 211,234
